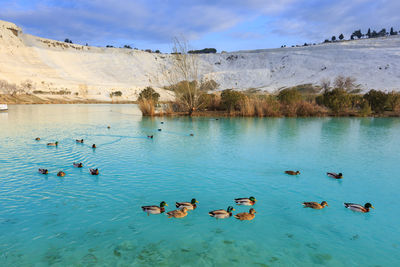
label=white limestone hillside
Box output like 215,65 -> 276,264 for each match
1,20 -> 400,102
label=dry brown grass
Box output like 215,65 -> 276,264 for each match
138,99 -> 155,116
238,96 -> 282,117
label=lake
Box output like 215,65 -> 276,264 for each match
0,104 -> 399,266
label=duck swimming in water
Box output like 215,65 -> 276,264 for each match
57,171 -> 66,177
175,198 -> 198,210
107,126 -> 111,129
209,206 -> 235,219
303,201 -> 328,209
344,203 -> 374,213
234,208 -> 257,221
38,168 -> 48,174
76,139 -> 84,143
141,201 -> 168,215
158,129 -> 162,131
235,196 -> 257,206
166,207 -> 188,218
89,168 -> 99,175
147,135 -> 153,139
190,133 -> 194,136
327,172 -> 343,179
285,170 -> 300,175
92,144 -> 96,148
35,137 -> 40,141
73,162 -> 83,168
47,141 -> 58,146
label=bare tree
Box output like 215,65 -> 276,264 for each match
320,78 -> 331,92
162,38 -> 207,115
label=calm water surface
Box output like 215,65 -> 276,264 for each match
0,105 -> 399,266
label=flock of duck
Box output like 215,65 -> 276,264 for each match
35,124 -> 375,221
142,170 -> 374,220
142,197 -> 258,220
35,137 -> 100,176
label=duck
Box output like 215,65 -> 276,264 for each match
161,122 -> 164,124
57,171 -> 66,177
235,196 -> 257,206
76,139 -> 84,143
344,203 -> 374,213
327,172 -> 343,179
38,168 -> 48,174
189,133 -> 194,136
73,162 -> 83,168
285,170 -> 300,175
47,141 -> 58,146
234,208 -> 257,221
35,137 -> 40,141
166,207 -> 188,218
107,126 -> 111,129
176,198 -> 198,210
89,168 -> 99,175
209,206 -> 235,219
158,129 -> 162,131
92,144 -> 96,148
302,201 -> 328,209
147,135 -> 153,139
141,201 -> 168,215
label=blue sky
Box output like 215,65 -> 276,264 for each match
0,0 -> 399,52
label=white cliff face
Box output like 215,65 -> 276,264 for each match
1,19 -> 399,102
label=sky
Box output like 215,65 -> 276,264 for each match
0,0 -> 399,52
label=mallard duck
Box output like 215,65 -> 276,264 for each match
234,208 -> 257,221
107,126 -> 111,129
141,201 -> 168,215
166,207 -> 188,218
76,139 -> 84,143
73,162 -> 83,168
302,201 -> 328,209
158,129 -> 162,131
285,170 -> 300,175
38,168 -> 48,174
147,135 -> 153,139
235,196 -> 257,206
57,171 -> 66,177
89,168 -> 99,175
35,137 -> 40,141
344,203 -> 374,213
176,198 -> 198,210
190,133 -> 194,136
209,206 -> 235,219
327,172 -> 343,179
47,141 -> 58,146
161,122 -> 164,124
92,144 -> 96,148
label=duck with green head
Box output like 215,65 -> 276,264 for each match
209,206 -> 235,219
176,198 -> 198,210
235,196 -> 257,206
344,202 -> 374,213
141,201 -> 168,215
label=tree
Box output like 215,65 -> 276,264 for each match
323,39 -> 330,43
371,30 -> 378,38
366,28 -> 371,38
322,88 -> 351,113
220,89 -> 245,112
64,38 -> 73,44
331,36 -> 336,42
364,90 -> 388,113
163,38 -> 208,116
339,34 -> 344,40
277,88 -> 302,105
390,27 -> 397,36
351,29 -> 362,39
378,28 -> 387,37
138,87 -> 160,103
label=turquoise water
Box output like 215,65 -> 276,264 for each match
1,105 -> 400,266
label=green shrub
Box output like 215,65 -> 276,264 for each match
363,90 -> 388,113
138,87 -> 160,103
321,88 -> 351,113
277,88 -> 302,105
386,91 -> 400,111
111,91 -> 123,97
220,89 -> 245,111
